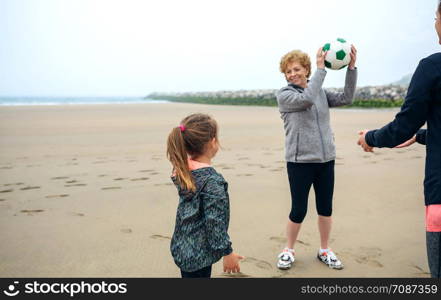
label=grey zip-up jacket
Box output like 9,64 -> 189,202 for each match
277,68 -> 357,163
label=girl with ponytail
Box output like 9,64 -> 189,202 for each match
166,113 -> 243,278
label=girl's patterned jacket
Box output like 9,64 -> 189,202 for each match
170,167 -> 233,272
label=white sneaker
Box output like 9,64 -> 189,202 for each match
317,249 -> 344,270
277,248 -> 295,270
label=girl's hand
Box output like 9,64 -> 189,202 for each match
316,47 -> 327,70
223,252 -> 244,273
348,45 -> 357,70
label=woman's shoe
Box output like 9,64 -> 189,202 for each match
277,248 -> 295,270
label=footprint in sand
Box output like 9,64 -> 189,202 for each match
65,183 -> 87,187
121,228 -> 132,234
3,183 -> 24,187
220,166 -> 234,170
269,236 -> 310,246
98,174 -> 108,178
335,162 -> 345,166
139,170 -> 159,175
383,157 -> 394,161
68,212 -> 85,217
102,186 -> 121,190
0,166 -> 13,170
155,183 -> 173,186
20,209 -> 44,215
52,176 -> 70,180
410,156 -> 422,159
130,177 -> 149,181
341,247 -> 383,268
237,157 -> 250,161
66,180 -> 78,184
46,194 -> 69,199
114,178 -> 128,181
242,257 -> 272,270
369,161 -> 378,164
0,189 -> 14,193
411,264 -> 430,276
270,236 -> 287,243
269,168 -> 284,172
150,234 -> 171,241
247,163 -> 269,169
20,186 -> 41,191
237,174 -> 253,177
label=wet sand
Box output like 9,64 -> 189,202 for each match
0,103 -> 428,277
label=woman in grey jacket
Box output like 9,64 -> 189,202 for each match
276,47 -> 357,270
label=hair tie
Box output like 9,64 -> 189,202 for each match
178,124 -> 186,132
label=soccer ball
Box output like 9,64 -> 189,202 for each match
322,38 -> 352,70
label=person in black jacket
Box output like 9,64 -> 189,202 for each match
357,2 -> 441,278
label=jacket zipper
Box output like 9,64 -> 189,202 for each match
314,106 -> 326,161
295,132 -> 299,162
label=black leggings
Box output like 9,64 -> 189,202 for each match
180,265 -> 212,278
287,161 -> 334,223
426,232 -> 441,278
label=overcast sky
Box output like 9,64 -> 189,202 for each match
0,0 -> 439,97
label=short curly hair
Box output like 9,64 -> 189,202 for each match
279,50 -> 311,78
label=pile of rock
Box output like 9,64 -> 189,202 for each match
148,85 -> 408,101
327,85 -> 408,101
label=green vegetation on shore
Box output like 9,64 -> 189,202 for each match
146,95 -> 404,108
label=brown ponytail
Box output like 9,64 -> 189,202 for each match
166,113 -> 218,192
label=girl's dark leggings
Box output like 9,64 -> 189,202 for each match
287,160 -> 334,223
426,231 -> 441,278
180,265 -> 212,278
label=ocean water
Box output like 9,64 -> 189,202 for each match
0,97 -> 168,106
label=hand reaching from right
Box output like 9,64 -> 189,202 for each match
395,135 -> 416,148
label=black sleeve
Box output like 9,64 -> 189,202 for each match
416,129 -> 427,145
365,58 -> 437,148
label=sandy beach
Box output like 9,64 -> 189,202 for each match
0,103 -> 428,277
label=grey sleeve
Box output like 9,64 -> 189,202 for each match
325,68 -> 358,107
276,69 -> 327,112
